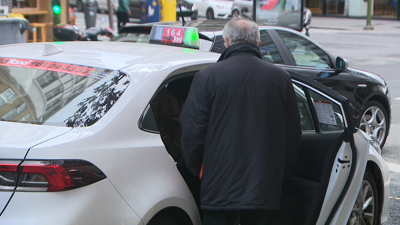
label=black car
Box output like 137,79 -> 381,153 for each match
112,23 -> 391,148
128,0 -> 198,21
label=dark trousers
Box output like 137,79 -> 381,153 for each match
116,11 -> 129,31
203,210 -> 275,225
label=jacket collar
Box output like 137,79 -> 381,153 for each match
217,42 -> 262,62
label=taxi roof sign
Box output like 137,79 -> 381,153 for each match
149,25 -> 200,49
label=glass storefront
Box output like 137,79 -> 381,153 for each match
374,0 -> 397,18
305,0 -> 398,19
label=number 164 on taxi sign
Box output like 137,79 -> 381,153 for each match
161,28 -> 185,44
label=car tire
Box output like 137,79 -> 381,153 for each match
348,170 -> 379,225
232,9 -> 240,17
358,100 -> 388,148
191,13 -> 198,20
147,215 -> 179,225
206,9 -> 214,19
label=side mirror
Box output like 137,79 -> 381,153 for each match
335,56 -> 348,73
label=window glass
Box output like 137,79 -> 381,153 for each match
0,58 -> 129,127
141,75 -> 194,132
259,30 -> 283,64
308,89 -> 345,132
0,88 -> 17,106
210,35 -> 226,54
111,33 -> 151,43
293,83 -> 314,131
276,30 -> 332,69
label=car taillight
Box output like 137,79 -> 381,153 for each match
0,160 -> 106,192
0,161 -> 20,191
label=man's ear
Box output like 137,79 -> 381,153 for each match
257,40 -> 261,47
224,37 -> 230,48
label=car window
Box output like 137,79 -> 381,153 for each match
308,89 -> 345,132
210,35 -> 226,54
112,33 -> 151,43
293,83 -> 314,131
141,75 -> 195,133
0,58 -> 129,127
276,30 -> 332,69
260,30 -> 283,64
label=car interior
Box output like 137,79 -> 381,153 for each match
139,70 -> 348,225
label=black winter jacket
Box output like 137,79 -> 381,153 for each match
180,43 -> 302,211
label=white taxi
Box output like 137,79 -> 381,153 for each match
0,26 -> 390,225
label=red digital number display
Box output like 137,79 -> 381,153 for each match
0,58 -> 94,76
161,27 -> 185,44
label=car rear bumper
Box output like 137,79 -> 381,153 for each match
0,179 -> 143,225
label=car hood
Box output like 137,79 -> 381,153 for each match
347,67 -> 386,86
211,1 -> 233,7
0,121 -> 72,159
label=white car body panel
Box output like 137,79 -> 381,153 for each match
187,0 -> 233,19
0,42 -> 390,225
0,192 -> 12,215
323,130 -> 390,224
0,122 -> 71,158
0,42 -> 219,71
0,43 -> 218,224
316,141 -> 353,224
0,179 -> 143,225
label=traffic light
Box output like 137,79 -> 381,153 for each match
52,0 -> 61,25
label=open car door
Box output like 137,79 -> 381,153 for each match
140,67 -> 364,225
274,72 -> 358,225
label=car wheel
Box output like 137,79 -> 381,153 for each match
232,9 -> 240,17
347,170 -> 379,225
77,0 -> 83,11
358,100 -> 388,148
206,9 -> 214,19
147,215 -> 179,225
191,13 -> 198,20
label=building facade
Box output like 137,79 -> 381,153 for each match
305,0 -> 399,20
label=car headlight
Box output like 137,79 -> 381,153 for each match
191,4 -> 197,11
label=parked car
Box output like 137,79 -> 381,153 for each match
113,24 -> 391,148
0,39 -> 390,224
69,0 -> 108,12
231,2 -> 313,35
185,0 -> 233,19
96,0 -> 110,13
128,0 -> 198,21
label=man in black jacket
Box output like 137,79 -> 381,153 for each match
180,17 -> 302,225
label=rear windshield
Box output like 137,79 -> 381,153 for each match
0,58 -> 130,127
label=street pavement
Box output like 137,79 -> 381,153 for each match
310,16 -> 400,34
74,10 -> 400,38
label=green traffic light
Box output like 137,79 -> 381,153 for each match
53,5 -> 61,15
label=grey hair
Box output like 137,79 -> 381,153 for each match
222,17 -> 260,46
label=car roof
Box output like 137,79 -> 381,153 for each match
0,42 -> 220,70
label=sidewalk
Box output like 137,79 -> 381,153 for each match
310,16 -> 400,34
74,11 -> 400,36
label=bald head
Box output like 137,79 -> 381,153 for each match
222,17 -> 261,47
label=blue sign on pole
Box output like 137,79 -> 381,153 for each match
140,0 -> 160,23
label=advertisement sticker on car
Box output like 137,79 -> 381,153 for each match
314,99 -> 337,126
0,58 -> 94,76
